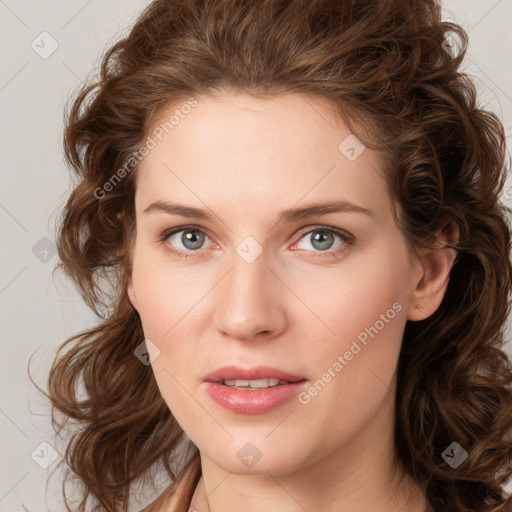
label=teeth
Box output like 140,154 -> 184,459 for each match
222,378 -> 283,389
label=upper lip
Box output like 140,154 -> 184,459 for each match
204,365 -> 306,383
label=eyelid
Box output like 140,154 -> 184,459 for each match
289,225 -> 354,256
159,224 -> 217,248
294,224 -> 354,244
159,224 -> 354,258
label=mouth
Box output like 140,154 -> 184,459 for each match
203,366 -> 308,414
204,365 -> 306,386
219,378 -> 295,389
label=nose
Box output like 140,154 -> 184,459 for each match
213,247 -> 287,342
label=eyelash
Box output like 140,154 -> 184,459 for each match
158,224 -> 354,260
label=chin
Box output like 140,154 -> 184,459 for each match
195,432 -> 313,476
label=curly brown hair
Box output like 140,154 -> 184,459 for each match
44,0 -> 512,511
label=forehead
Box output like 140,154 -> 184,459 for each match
135,92 -> 391,221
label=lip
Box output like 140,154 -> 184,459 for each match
203,365 -> 305,383
203,365 -> 308,414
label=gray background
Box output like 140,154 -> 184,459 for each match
1,1 -> 511,510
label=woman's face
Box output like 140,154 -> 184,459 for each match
128,92 -> 427,475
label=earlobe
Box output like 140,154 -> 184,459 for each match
407,221 -> 460,322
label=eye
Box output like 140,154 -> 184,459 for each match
159,224 -> 354,259
160,226 -> 214,257
293,226 -> 353,256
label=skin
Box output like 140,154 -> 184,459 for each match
127,91 -> 458,512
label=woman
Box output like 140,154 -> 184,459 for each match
47,0 -> 512,510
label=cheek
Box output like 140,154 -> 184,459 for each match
298,247 -> 410,397
151,361 -> 201,423
301,251 -> 408,345
289,264 -> 408,449
130,246 -> 209,341
132,235 -> 411,356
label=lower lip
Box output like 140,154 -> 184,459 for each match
204,381 -> 307,414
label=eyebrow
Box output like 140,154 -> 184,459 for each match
143,199 -> 374,223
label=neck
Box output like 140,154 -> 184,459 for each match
189,389 -> 429,512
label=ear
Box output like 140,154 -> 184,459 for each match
407,221 -> 460,321
118,211 -> 139,312
127,278 -> 138,312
